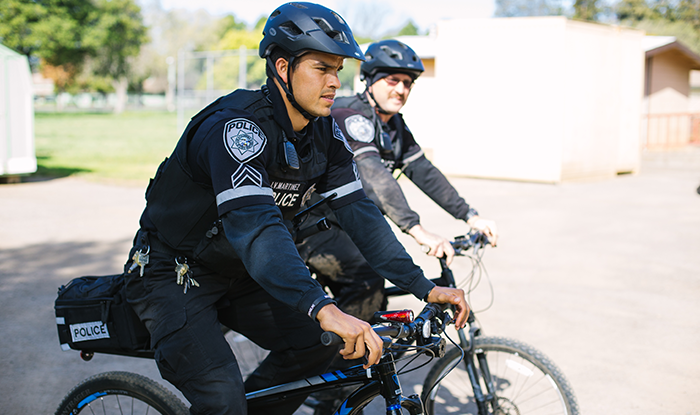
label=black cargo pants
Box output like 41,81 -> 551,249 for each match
124,240 -> 337,415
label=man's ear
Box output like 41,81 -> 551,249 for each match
275,57 -> 289,85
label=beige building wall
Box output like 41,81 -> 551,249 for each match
643,49 -> 700,148
648,52 -> 691,114
402,17 -> 644,183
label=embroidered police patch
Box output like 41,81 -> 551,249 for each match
344,114 -> 374,143
223,118 -> 267,163
231,164 -> 263,189
333,119 -> 354,153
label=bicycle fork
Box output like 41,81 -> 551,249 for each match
459,313 -> 500,415
377,353 -> 424,415
439,258 -> 500,415
341,353 -> 424,415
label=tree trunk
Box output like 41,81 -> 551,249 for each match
113,77 -> 128,114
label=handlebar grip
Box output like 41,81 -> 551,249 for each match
415,303 -> 445,324
320,331 -> 343,346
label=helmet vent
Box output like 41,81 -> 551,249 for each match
380,46 -> 403,61
279,22 -> 304,38
314,18 -> 349,44
289,3 -> 308,9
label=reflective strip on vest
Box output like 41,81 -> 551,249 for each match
320,179 -> 363,200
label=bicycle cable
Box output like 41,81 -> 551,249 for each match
421,329 -> 464,402
458,246 -> 495,314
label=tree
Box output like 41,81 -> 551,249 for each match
0,0 -> 95,84
615,0 -> 660,21
204,26 -> 265,91
215,14 -> 247,39
336,0 -> 392,39
573,0 -> 601,21
675,0 -> 700,29
615,0 -> 700,55
83,0 -> 149,113
397,20 -> 421,37
495,0 -> 566,17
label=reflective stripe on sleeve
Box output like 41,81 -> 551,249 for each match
352,147 -> 380,157
320,179 -> 363,200
216,186 -> 274,206
402,149 -> 424,166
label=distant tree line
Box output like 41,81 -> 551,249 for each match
0,0 -> 148,112
495,0 -> 700,55
0,0 -> 425,112
3,0 -> 698,112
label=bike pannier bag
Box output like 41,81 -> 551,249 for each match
54,274 -> 152,357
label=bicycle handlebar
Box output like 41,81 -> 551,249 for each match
320,303 -> 447,349
451,231 -> 490,255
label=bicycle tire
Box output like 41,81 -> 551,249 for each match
421,336 -> 579,415
54,371 -> 189,415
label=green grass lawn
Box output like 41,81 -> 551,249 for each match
34,111 -> 181,186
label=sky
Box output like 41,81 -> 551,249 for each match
155,0 -> 497,35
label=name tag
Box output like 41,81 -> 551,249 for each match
70,321 -> 110,342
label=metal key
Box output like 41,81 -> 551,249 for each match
175,258 -> 199,294
128,247 -> 150,277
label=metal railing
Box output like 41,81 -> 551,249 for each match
642,112 -> 700,150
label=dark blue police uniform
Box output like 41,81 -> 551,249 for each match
124,80 -> 436,415
298,93 -> 475,322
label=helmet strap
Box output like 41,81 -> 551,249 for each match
267,56 -> 317,121
365,84 -> 391,115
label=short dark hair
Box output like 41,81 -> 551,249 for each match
265,47 -> 303,79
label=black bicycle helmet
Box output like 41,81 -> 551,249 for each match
360,40 -> 424,82
259,2 -> 364,61
259,2 -> 364,120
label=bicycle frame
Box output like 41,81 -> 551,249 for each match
247,352 -> 423,414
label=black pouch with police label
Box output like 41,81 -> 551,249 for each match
54,274 -> 153,358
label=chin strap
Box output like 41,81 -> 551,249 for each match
365,85 -> 391,115
267,57 -> 317,121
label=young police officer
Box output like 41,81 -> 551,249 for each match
123,4 -> 469,415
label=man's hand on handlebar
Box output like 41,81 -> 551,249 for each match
467,216 -> 499,247
408,224 -> 456,265
316,304 -> 383,368
426,286 -> 470,328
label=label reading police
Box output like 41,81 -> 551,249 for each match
271,181 -> 301,208
223,118 -> 267,163
70,321 -> 110,343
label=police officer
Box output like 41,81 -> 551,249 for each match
123,4 -> 469,415
298,39 -> 498,414
300,38 -> 499,345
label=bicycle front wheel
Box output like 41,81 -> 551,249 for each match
55,371 -> 188,415
422,336 -> 579,415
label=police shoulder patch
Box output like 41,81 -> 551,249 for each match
223,118 -> 267,163
344,114 -> 375,143
333,119 -> 353,153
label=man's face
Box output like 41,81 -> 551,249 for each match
289,52 -> 344,118
368,73 -> 414,114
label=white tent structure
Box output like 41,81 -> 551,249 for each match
0,44 -> 36,177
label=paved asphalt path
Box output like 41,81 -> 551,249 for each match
1,148 -> 698,414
